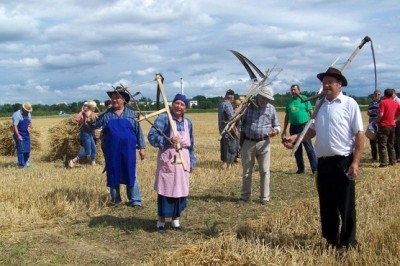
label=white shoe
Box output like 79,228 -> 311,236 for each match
91,161 -> 96,166
68,160 -> 75,168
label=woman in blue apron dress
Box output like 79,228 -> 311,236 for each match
95,87 -> 146,207
12,103 -> 33,168
103,119 -> 138,204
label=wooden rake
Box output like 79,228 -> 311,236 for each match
136,73 -> 189,171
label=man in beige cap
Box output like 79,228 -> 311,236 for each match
12,102 -> 33,168
238,85 -> 280,205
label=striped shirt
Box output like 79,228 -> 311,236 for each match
367,99 -> 380,123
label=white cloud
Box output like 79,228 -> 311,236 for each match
0,0 -> 399,104
0,58 -> 40,69
0,7 -> 39,41
136,68 -> 157,76
43,50 -> 104,69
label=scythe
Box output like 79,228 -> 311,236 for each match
218,50 -> 271,141
290,36 -> 374,156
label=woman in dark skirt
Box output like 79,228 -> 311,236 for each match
148,94 -> 196,233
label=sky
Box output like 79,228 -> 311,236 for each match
0,0 -> 399,105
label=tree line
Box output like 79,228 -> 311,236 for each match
0,91 -> 379,117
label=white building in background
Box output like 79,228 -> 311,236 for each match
188,100 -> 198,108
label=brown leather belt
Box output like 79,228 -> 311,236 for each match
244,136 -> 268,142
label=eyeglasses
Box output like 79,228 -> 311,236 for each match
322,80 -> 339,85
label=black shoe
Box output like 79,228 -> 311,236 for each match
336,241 -> 360,252
312,169 -> 317,174
108,201 -> 122,207
127,203 -> 143,209
171,225 -> 185,231
296,170 -> 305,174
237,199 -> 248,205
157,226 -> 166,233
379,164 -> 388,168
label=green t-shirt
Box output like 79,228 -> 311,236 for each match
285,96 -> 312,125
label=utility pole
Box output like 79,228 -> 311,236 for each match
180,78 -> 184,95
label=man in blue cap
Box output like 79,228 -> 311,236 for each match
218,89 -> 236,170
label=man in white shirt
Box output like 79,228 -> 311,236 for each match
283,67 -> 364,250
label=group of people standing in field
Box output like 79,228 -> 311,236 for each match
218,66 -> 376,250
12,87 -> 196,233
93,87 -> 196,233
366,88 -> 400,167
11,65 -> 400,249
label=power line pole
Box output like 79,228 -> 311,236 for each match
180,78 -> 184,95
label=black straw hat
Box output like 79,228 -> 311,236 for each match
317,67 -> 348,87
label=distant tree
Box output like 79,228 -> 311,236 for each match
0,104 -> 14,114
192,95 -> 207,101
0,92 -> 384,117
193,95 -> 219,109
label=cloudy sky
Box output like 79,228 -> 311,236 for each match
0,0 -> 399,105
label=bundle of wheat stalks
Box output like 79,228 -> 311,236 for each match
47,116 -> 104,165
0,120 -> 41,156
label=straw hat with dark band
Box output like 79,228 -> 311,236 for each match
107,86 -> 130,103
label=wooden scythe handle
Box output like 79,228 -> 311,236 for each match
291,36 -> 371,155
218,70 -> 270,141
155,74 -> 189,171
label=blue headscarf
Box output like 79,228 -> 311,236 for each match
172,93 -> 188,107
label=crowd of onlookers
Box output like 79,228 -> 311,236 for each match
217,67 -> 399,250
366,88 -> 400,167
11,86 -> 196,234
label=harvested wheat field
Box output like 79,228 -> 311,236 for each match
0,112 -> 399,265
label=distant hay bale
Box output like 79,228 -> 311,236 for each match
0,120 -> 41,156
0,121 -> 14,155
47,116 -> 104,165
30,129 -> 41,151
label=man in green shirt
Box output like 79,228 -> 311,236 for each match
282,84 -> 317,174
